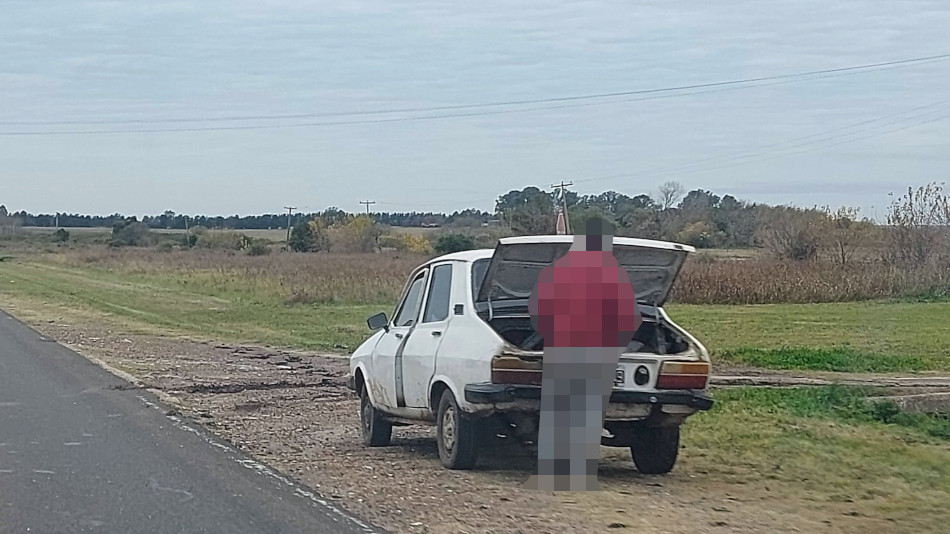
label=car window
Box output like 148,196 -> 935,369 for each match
471,258 -> 489,300
422,264 -> 453,323
394,271 -> 427,327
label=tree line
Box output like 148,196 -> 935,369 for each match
5,180 -> 949,265
1,208 -> 492,230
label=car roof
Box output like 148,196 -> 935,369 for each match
425,249 -> 493,265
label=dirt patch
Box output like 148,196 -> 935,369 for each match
25,320 -> 936,533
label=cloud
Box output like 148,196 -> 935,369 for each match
0,0 -> 948,215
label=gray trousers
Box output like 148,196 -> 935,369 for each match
536,346 -> 623,491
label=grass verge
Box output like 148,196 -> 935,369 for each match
669,301 -> 950,372
680,386 -> 950,529
716,347 -> 931,373
0,260 -> 385,350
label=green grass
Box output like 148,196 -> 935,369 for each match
668,301 -> 950,372
711,386 -> 950,439
716,347 -> 931,373
0,260 -> 387,351
680,386 -> 950,528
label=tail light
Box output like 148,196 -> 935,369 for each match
655,361 -> 710,390
491,354 -> 542,385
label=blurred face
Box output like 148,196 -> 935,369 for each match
572,219 -> 614,251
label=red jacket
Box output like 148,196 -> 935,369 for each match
528,250 -> 642,348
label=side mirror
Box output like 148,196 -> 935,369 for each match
367,312 -> 389,332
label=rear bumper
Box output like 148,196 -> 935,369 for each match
464,382 -> 714,411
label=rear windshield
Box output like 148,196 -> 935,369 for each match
471,258 -> 489,299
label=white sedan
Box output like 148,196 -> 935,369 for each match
347,235 -> 713,472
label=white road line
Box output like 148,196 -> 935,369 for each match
134,395 -> 381,534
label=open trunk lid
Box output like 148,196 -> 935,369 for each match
474,235 -> 694,307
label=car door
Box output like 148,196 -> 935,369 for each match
400,262 -> 454,408
370,268 -> 428,409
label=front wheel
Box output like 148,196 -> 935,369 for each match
361,388 -> 392,447
630,426 -> 680,474
436,389 -> 479,470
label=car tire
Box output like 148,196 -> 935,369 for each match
436,389 -> 479,470
360,388 -> 392,447
630,426 -> 680,474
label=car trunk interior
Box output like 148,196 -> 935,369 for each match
470,237 -> 695,356
478,307 -> 690,355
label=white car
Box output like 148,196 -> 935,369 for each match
347,235 -> 713,472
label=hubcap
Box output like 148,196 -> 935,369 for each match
442,405 -> 456,451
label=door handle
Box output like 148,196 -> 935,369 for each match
394,333 -> 404,339
431,331 -> 442,337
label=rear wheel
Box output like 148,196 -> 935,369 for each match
630,426 -> 680,474
436,389 -> 479,470
360,388 -> 392,447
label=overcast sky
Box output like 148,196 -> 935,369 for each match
2,0 -> 949,219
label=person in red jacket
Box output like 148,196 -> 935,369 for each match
525,217 -> 642,491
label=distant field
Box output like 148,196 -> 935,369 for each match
22,226 -> 289,241
22,226 -> 111,235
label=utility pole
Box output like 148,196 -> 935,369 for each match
183,215 -> 190,247
359,200 -> 376,216
284,206 -> 297,243
551,181 -> 574,234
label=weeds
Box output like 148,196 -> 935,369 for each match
714,386 -> 950,441
44,248 -> 425,305
674,258 -> 950,304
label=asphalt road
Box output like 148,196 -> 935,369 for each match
0,309 -> 381,534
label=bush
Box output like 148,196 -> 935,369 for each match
289,218 -> 331,252
52,228 -> 70,243
246,241 -> 271,256
434,233 -> 476,254
675,221 -> 725,248
886,182 -> 950,265
111,221 -> 153,247
289,222 -> 315,252
396,233 -> 432,253
194,230 -> 248,251
330,215 -> 379,253
474,233 -> 499,249
759,207 -> 824,261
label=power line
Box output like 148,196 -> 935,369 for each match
6,52 -> 948,126
2,52 -> 949,135
573,111 -> 949,187
572,99 -> 950,186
